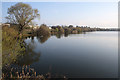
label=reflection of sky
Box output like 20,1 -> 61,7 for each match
25,32 -> 118,78
2,2 -> 118,28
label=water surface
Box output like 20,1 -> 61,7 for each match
23,31 -> 118,78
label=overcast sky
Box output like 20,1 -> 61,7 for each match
2,2 -> 118,28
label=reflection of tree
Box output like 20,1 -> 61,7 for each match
15,43 -> 40,66
64,33 -> 69,37
31,36 -> 34,43
55,33 -> 63,38
37,35 -> 50,44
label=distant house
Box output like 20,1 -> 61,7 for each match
34,26 -> 39,29
28,25 -> 39,30
49,27 -> 52,29
29,25 -> 33,28
72,30 -> 78,34
2,23 -> 10,27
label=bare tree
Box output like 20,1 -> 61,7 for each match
6,2 -> 40,33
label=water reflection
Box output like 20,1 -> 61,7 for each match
37,35 -> 50,44
64,33 -> 69,37
56,32 -> 86,38
24,32 -> 118,78
15,43 -> 41,66
2,31 -> 118,78
55,33 -> 63,38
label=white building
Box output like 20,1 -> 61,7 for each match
2,23 -> 10,27
28,25 -> 39,30
49,27 -> 52,29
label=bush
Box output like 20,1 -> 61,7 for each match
57,26 -> 64,34
37,24 -> 51,36
2,25 -> 26,67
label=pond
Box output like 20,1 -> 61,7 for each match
13,31 -> 119,78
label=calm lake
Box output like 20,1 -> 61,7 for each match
18,31 -> 118,78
